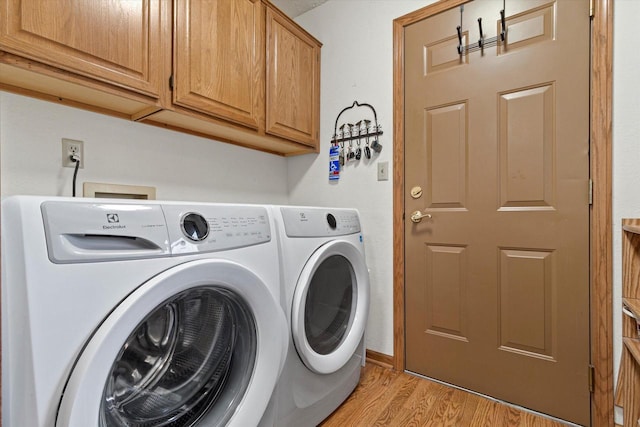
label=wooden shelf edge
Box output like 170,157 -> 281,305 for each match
624,298 -> 640,319
622,224 -> 640,235
623,337 -> 640,364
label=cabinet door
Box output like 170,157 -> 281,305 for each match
174,0 -> 263,129
0,0 -> 163,98
266,7 -> 320,148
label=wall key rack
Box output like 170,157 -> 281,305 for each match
331,101 -> 383,170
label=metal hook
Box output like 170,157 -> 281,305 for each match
477,18 -> 484,48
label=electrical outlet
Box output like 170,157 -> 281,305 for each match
62,138 -> 84,168
377,161 -> 389,181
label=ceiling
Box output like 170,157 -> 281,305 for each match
270,0 -> 328,18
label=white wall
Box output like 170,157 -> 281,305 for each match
291,1 -> 435,355
0,92 -> 289,204
613,0 -> 640,421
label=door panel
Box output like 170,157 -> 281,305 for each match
404,0 -> 590,424
425,102 -> 468,209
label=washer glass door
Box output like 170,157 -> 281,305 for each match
292,240 -> 370,374
57,259 -> 286,427
101,287 -> 254,427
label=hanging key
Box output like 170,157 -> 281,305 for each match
347,123 -> 356,161
364,120 -> 372,159
371,124 -> 383,153
347,142 -> 355,160
371,138 -> 383,153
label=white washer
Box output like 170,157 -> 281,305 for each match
1,196 -> 288,427
271,206 -> 370,426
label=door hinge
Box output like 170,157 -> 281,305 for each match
588,364 -> 595,393
169,74 -> 174,91
590,0 -> 594,18
588,179 -> 593,205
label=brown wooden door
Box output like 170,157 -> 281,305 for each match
265,6 -> 320,148
174,0 -> 264,129
0,0 -> 163,97
404,1 -> 591,425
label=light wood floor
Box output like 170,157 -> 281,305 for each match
320,363 -> 570,427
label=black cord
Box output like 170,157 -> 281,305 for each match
71,156 -> 80,197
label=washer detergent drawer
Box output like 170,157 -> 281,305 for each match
41,201 -> 170,263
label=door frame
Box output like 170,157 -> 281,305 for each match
392,1 -> 614,425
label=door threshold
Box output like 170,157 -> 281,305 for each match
404,370 -> 582,427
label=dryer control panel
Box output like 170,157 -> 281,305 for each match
280,207 -> 361,237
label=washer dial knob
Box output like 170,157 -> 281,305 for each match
326,213 -> 337,229
182,213 -> 209,241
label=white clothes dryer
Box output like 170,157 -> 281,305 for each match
270,206 -> 370,426
1,196 -> 287,427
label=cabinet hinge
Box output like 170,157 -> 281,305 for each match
588,364 -> 595,393
590,0 -> 594,18
588,179 -> 593,205
169,75 -> 174,91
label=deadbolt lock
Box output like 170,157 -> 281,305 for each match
410,186 -> 423,199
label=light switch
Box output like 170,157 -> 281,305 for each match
377,161 -> 389,181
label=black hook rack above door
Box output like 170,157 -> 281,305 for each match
456,1 -> 507,56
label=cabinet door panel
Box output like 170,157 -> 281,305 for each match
266,7 -> 319,148
0,0 -> 162,98
174,0 -> 263,129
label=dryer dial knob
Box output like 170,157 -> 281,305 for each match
182,213 -> 209,241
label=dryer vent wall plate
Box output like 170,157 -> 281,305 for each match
83,182 -> 156,200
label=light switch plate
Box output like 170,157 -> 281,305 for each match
377,161 -> 389,181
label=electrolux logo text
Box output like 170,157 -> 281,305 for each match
104,213 -> 126,230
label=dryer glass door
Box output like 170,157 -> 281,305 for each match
292,240 -> 370,374
305,255 -> 354,355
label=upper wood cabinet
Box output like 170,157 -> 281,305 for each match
0,0 -> 163,98
0,0 -> 321,155
173,0 -> 264,129
266,6 -> 320,147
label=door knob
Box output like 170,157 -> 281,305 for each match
410,210 -> 432,223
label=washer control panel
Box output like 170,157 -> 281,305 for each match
280,207 -> 360,237
41,201 -> 271,263
164,205 -> 271,254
